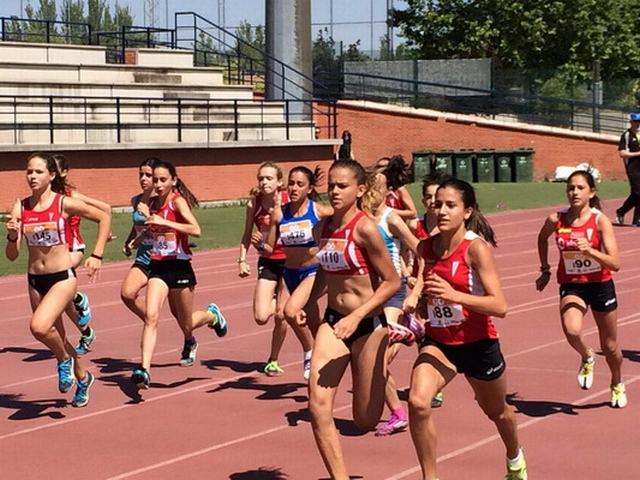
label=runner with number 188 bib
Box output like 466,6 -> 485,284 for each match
410,178 -> 527,480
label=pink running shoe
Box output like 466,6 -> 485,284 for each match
375,412 -> 408,436
387,321 -> 415,346
399,312 -> 425,343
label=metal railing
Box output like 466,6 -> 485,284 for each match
0,16 -> 91,45
95,25 -> 176,64
0,93 -> 337,145
336,71 -> 631,135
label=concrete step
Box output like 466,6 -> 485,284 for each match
0,81 -> 255,101
0,62 -> 225,86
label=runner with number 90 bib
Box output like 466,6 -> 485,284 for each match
536,170 -> 626,409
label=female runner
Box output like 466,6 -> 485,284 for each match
130,160 -> 226,389
121,159 -> 225,354
360,170 -> 421,436
308,159 -> 400,479
238,162 -> 290,376
536,170 -> 626,407
53,154 -> 112,355
376,155 -> 417,220
5,152 -> 110,407
409,178 -> 526,480
265,166 -> 332,380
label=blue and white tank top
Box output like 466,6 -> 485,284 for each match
377,207 -> 401,274
279,199 -> 320,248
132,194 -> 153,265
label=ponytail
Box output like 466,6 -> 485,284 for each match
360,170 -> 385,215
175,178 -> 199,208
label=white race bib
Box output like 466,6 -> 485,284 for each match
562,251 -> 601,275
317,239 -> 349,272
280,220 -> 313,246
427,298 -> 465,327
152,231 -> 177,256
23,222 -> 61,247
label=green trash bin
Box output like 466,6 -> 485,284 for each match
475,149 -> 495,182
432,150 -> 454,176
495,150 -> 514,182
411,150 -> 432,183
513,148 -> 534,182
453,149 -> 474,183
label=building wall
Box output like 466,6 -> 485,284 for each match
334,101 -> 624,180
0,144 -> 335,211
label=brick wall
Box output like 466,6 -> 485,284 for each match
0,144 -> 335,211
333,101 -> 624,180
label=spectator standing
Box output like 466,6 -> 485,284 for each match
615,112 -> 640,225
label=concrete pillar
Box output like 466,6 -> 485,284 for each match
265,0 -> 312,120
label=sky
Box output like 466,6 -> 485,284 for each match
2,0 -> 408,53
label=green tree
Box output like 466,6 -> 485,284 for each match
60,0 -> 86,43
24,0 -> 58,42
393,0 -> 640,89
235,21 -> 265,72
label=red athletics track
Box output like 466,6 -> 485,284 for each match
1,199 -> 639,480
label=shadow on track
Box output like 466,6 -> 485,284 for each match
507,392 -> 609,417
0,346 -> 54,362
209,376 -> 307,403
0,393 -> 67,420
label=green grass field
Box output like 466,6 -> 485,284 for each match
1,181 -> 629,276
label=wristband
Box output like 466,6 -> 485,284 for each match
90,253 -> 103,260
6,234 -> 17,243
540,265 -> 550,272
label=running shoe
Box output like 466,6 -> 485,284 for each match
131,368 -> 151,390
615,213 -> 624,225
611,383 -> 628,408
375,411 -> 408,436
180,337 -> 198,367
577,356 -> 595,390
74,327 -> 96,355
399,312 -> 426,343
387,321 -> 415,346
72,371 -> 95,408
505,451 -> 528,480
73,292 -> 92,327
263,360 -> 284,377
207,303 -> 228,337
57,357 -> 75,393
431,391 -> 444,408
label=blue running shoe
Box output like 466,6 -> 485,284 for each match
75,327 -> 96,355
57,357 -> 75,393
72,371 -> 94,407
73,292 -> 92,327
207,303 -> 228,337
180,337 -> 198,367
131,368 -> 150,390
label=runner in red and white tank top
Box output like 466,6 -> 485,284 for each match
316,210 -> 370,275
411,178 -> 525,480
421,231 -> 498,345
7,153 -> 111,408
148,192 -> 192,261
21,193 -> 67,249
554,207 -> 612,284
238,162 -> 293,378
253,190 -> 288,261
536,170 -> 625,408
